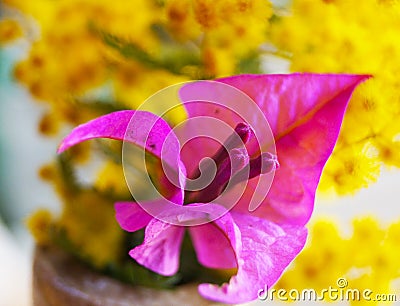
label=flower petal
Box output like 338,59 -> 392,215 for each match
218,74 -> 369,137
58,110 -> 179,168
182,74 -> 369,225
57,110 -> 186,204
198,212 -> 307,304
178,81 -> 268,174
189,222 -> 237,269
114,202 -> 152,232
129,218 -> 185,276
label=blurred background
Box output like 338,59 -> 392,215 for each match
0,43 -> 58,305
1,0 -> 400,305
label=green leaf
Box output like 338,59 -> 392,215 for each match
95,28 -> 202,77
235,52 -> 262,74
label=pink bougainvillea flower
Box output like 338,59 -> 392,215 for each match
58,74 -> 369,304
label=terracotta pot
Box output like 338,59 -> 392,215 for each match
32,246 -> 224,306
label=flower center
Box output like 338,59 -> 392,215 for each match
184,123 -> 278,204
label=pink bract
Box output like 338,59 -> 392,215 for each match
58,73 -> 369,303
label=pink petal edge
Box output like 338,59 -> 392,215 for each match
57,110 -> 181,170
114,202 -> 152,232
189,220 -> 237,270
128,218 -> 185,276
57,110 -> 186,204
181,74 -> 370,225
198,212 -> 307,304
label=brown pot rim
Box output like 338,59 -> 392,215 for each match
32,245 -> 225,306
